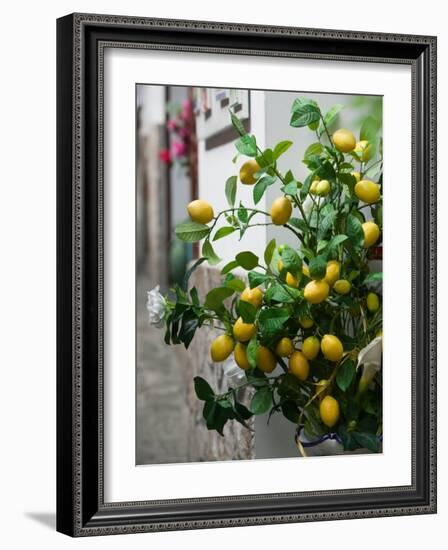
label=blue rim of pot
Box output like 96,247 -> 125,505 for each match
295,427 -> 383,448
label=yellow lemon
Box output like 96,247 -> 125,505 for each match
302,264 -> 310,278
325,260 -> 340,286
239,159 -> 260,185
286,272 -> 299,288
319,395 -> 340,427
362,221 -> 380,248
367,292 -> 380,312
310,179 -> 319,195
333,128 -> 356,153
299,317 -> 314,329
289,351 -> 310,381
333,279 -> 351,295
321,334 -> 344,362
315,379 -> 330,400
355,180 -> 381,204
256,346 -> 277,373
234,342 -> 251,370
351,171 -> 361,183
270,196 -> 292,226
275,337 -> 295,357
233,317 -> 256,342
304,279 -> 329,304
354,140 -> 372,162
187,199 -> 214,224
210,334 -> 234,362
316,179 -> 331,197
240,287 -> 263,309
302,336 -> 320,360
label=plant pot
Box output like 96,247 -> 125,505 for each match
295,428 -> 381,457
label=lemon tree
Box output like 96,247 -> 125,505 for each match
162,98 -> 383,452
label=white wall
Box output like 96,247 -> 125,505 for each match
0,1 -> 445,549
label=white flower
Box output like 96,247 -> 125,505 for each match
356,336 -> 382,393
223,359 -> 246,387
302,194 -> 314,216
146,285 -> 167,328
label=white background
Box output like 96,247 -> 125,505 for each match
0,0 -> 444,548
105,49 -> 411,501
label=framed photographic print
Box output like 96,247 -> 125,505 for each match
56,13 -> 437,537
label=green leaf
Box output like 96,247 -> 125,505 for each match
282,181 -> 298,196
360,116 -> 380,142
277,373 -> 302,399
326,234 -> 349,256
253,175 -> 276,204
346,214 -> 365,249
281,246 -> 302,274
194,376 -> 214,401
225,176 -> 237,207
182,257 -> 207,290
238,300 -> 258,323
290,98 -> 321,128
363,272 -> 383,284
265,284 -> 300,304
352,431 -> 380,452
319,104 -> 344,136
248,271 -> 269,289
202,239 -> 221,266
317,240 -> 329,254
258,308 -> 290,336
264,238 -> 276,266
247,336 -> 259,368
249,387 -> 272,415
317,209 -> 337,240
204,287 -> 234,310
300,172 -> 315,200
213,226 -> 236,241
235,134 -> 257,157
309,255 -> 327,280
288,217 -> 308,234
273,140 -> 293,159
234,401 -> 253,424
221,260 -> 239,275
236,251 -> 259,270
230,110 -> 247,136
226,278 -> 246,292
304,142 -> 323,160
336,359 -> 355,391
237,204 -> 248,223
175,222 -> 210,242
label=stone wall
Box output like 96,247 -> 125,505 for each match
182,263 -> 255,462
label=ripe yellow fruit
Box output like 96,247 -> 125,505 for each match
210,334 -> 234,362
299,317 -> 314,329
302,336 -> 320,360
333,128 -> 356,153
334,279 -> 351,295
325,260 -> 340,286
234,343 -> 251,370
310,179 -> 319,195
289,351 -> 310,381
315,379 -> 330,400
367,292 -> 380,312
304,279 -> 329,304
355,179 -> 381,204
319,395 -> 340,428
321,334 -> 344,362
270,196 -> 292,226
233,317 -> 256,342
351,171 -> 361,183
187,200 -> 214,224
286,272 -> 299,288
275,337 -> 295,357
302,264 -> 310,278
362,221 -> 380,248
239,159 -> 260,185
354,140 -> 372,162
316,179 -> 331,196
256,346 -> 277,373
240,287 -> 263,309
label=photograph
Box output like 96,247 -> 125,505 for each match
136,84 -> 383,465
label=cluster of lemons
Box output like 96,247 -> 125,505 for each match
184,126 -> 382,430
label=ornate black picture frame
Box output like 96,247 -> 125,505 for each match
57,13 -> 437,536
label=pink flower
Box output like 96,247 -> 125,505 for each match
159,148 -> 171,164
171,140 -> 187,158
167,119 -> 178,131
181,99 -> 192,121
179,126 -> 190,139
